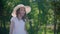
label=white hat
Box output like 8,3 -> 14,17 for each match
11,4 -> 31,17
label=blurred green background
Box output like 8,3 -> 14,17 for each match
0,0 -> 60,34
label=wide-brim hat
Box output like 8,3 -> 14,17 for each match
11,4 -> 31,17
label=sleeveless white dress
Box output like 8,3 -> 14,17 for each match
10,17 -> 27,34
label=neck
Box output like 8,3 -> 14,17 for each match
17,16 -> 22,20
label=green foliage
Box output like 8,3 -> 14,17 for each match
0,0 -> 60,34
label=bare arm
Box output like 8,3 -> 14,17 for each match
9,21 -> 14,34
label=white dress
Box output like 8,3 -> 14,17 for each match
10,17 -> 27,34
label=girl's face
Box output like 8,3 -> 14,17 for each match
18,7 -> 26,17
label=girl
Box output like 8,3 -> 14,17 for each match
9,4 -> 31,34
